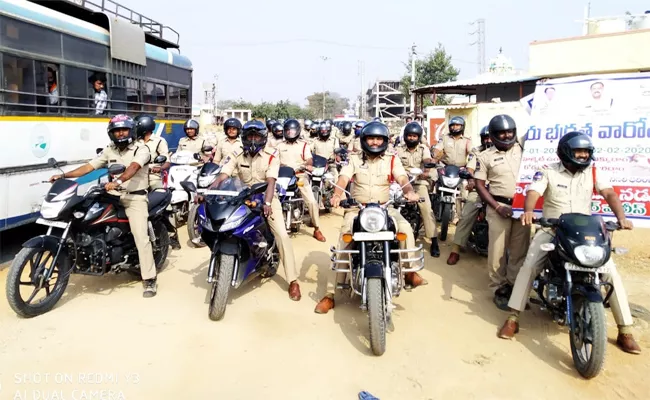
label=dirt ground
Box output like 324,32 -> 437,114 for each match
0,211 -> 649,400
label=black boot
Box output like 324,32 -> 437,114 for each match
430,238 -> 440,257
170,233 -> 181,250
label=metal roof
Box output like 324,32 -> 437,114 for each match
413,74 -> 541,94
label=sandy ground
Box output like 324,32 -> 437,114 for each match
0,211 -> 649,400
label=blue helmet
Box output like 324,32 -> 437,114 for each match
354,120 -> 366,136
241,120 -> 268,155
448,116 -> 465,135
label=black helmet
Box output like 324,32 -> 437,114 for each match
241,120 -> 268,155
448,116 -> 465,135
107,114 -> 136,148
283,119 -> 301,142
479,125 -> 489,137
487,114 -> 517,150
359,121 -> 390,156
304,119 -> 313,131
309,122 -> 320,137
271,122 -> 284,139
318,122 -> 331,140
341,121 -> 352,136
183,119 -> 200,137
403,122 -> 423,148
557,131 -> 595,171
479,125 -> 493,148
223,118 -> 242,138
266,119 -> 277,132
134,114 -> 155,139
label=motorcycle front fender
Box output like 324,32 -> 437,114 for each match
571,283 -> 604,303
23,235 -> 71,272
214,236 -> 239,255
364,261 -> 384,278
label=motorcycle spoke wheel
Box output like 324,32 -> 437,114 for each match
367,278 -> 387,356
569,296 -> 607,379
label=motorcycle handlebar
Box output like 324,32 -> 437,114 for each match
533,217 -> 621,232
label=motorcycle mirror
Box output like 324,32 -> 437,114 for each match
47,157 -> 59,168
108,164 -> 126,175
540,243 -> 555,252
423,162 -> 437,169
180,181 -> 197,193
193,153 -> 202,161
409,168 -> 423,176
613,247 -> 629,255
154,155 -> 167,164
95,148 -> 104,155
459,170 -> 473,180
251,182 -> 268,194
202,145 -> 214,153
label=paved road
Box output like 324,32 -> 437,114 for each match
0,212 -> 648,399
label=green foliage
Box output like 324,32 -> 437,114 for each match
221,92 -> 347,121
306,92 -> 350,119
401,43 -> 460,106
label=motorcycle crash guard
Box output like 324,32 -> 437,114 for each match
364,261 -> 384,278
572,284 -> 604,303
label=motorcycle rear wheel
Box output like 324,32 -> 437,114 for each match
187,204 -> 206,248
208,253 -> 235,321
367,278 -> 387,356
570,295 -> 607,379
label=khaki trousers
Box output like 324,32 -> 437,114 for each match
149,173 -> 163,190
486,205 -> 531,292
121,194 -> 156,281
415,184 -> 437,238
453,191 -> 480,247
328,208 -> 415,293
508,230 -> 634,326
298,174 -> 320,228
268,197 -> 298,283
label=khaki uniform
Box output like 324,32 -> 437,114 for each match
89,142 -> 156,280
213,137 -> 243,165
475,144 -> 531,292
312,136 -> 339,183
266,136 -> 284,150
433,133 -> 473,212
139,135 -> 170,190
452,146 -> 488,247
350,137 -> 363,153
508,163 -> 634,325
276,140 -> 320,228
395,143 -> 437,238
329,153 -> 416,292
219,148 -> 298,283
177,136 -> 207,153
337,132 -> 354,148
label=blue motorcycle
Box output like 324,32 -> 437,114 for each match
181,178 -> 279,321
187,162 -> 222,248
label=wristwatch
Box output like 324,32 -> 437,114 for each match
116,179 -> 123,185
264,201 -> 271,206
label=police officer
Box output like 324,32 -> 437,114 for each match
266,122 -> 284,149
212,118 -> 243,164
307,121 -> 320,145
447,126 -> 492,265
178,119 -> 211,160
349,121 -> 366,154
312,122 -> 340,183
277,119 -> 326,242
396,122 -> 440,257
498,131 -> 641,354
49,115 -> 158,297
474,115 -> 530,310
314,121 -> 426,314
207,120 -> 301,301
337,121 -> 354,149
303,119 -> 313,135
134,114 -> 181,251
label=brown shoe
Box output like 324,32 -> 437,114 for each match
314,294 -> 335,314
405,272 -> 428,288
288,280 -> 301,301
313,229 -> 326,242
498,318 -> 519,339
617,333 -> 641,354
447,252 -> 460,265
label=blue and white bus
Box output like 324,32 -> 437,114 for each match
0,0 -> 193,231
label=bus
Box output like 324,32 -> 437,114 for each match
0,0 -> 193,231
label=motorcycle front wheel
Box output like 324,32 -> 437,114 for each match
569,295 -> 607,379
439,203 -> 453,241
6,246 -> 72,318
208,253 -> 235,321
367,278 -> 387,356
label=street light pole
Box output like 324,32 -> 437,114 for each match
320,56 -> 329,119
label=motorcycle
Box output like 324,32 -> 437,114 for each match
165,146 -> 212,228
180,179 -> 280,321
187,161 -> 222,248
6,157 -> 173,318
310,154 -> 332,213
276,166 -> 305,233
431,163 -> 463,241
458,170 -> 489,256
389,168 -> 423,240
328,170 -> 425,356
531,214 -> 623,379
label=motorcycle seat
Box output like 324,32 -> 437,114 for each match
148,189 -> 172,211
279,166 -> 295,178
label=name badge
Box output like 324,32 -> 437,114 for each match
109,159 -> 117,163
494,157 -> 504,162
240,164 -> 251,169
557,184 -> 568,189
359,164 -> 369,169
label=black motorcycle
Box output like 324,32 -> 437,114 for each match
310,154 -> 332,213
459,170 -> 488,256
6,157 -> 173,318
532,214 -> 621,379
431,164 -> 463,241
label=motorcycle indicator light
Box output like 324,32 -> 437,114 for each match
396,232 -> 407,242
342,233 -> 353,243
297,181 -> 304,187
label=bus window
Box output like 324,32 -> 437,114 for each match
109,74 -> 127,114
89,72 -> 108,115
0,16 -> 62,59
180,88 -> 189,116
62,34 -> 109,68
126,78 -> 141,112
168,86 -> 180,116
35,61 -> 60,113
144,82 -> 166,116
2,54 -> 35,112
63,65 -> 91,114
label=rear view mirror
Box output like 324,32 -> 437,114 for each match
96,147 -> 103,155
409,168 -> 423,176
193,153 -> 202,161
423,162 -> 437,169
47,158 -> 58,168
202,145 -> 213,153
108,164 -> 126,175
459,170 -> 473,180
251,182 -> 268,194
154,155 -> 167,164
180,181 -> 197,193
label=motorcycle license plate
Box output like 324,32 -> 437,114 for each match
35,218 -> 68,229
312,177 -> 321,181
284,191 -> 294,196
442,196 -> 454,203
352,231 -> 394,241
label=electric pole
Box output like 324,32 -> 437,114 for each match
469,19 -> 486,74
320,56 -> 330,119
410,43 -> 416,116
358,60 -> 366,118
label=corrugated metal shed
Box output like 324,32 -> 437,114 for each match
413,75 -> 541,94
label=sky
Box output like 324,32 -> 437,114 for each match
123,0 -> 649,107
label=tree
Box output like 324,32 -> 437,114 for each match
306,91 -> 349,119
219,98 -> 254,110
401,43 -> 460,107
250,100 -> 316,120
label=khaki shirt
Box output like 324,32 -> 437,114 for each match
266,136 -> 284,150
528,163 -> 612,219
337,133 -> 354,147
433,133 -> 472,166
177,136 -> 207,153
474,144 -> 523,199
311,136 -> 338,159
213,137 -> 243,164
350,137 -> 362,153
466,145 -> 489,171
139,135 -> 170,172
395,143 -> 432,187
277,140 -> 312,170
340,153 -> 407,204
220,147 -> 279,186
89,142 -> 151,192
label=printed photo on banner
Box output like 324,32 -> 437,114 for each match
513,72 -> 650,228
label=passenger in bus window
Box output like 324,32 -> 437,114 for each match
89,72 -> 108,115
46,67 -> 59,107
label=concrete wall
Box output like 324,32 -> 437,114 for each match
529,29 -> 650,77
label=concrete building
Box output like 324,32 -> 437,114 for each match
365,80 -> 407,121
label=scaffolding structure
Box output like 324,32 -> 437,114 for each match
365,80 -> 407,121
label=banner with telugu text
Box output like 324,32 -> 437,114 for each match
512,72 -> 650,228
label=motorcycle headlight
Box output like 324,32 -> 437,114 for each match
442,176 -> 460,187
359,208 -> 386,233
198,174 -> 217,188
40,201 -> 66,219
573,245 -> 606,267
312,167 -> 326,176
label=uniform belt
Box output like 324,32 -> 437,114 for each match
127,190 -> 147,195
492,195 -> 513,205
